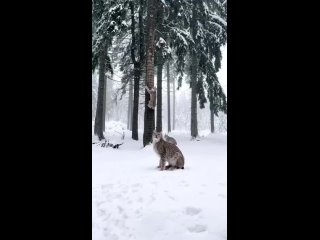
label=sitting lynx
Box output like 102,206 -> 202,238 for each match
152,131 -> 185,170
164,134 -> 177,145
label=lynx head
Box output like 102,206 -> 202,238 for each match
152,131 -> 163,143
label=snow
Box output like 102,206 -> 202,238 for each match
109,5 -> 121,13
209,14 -> 227,28
203,2 -> 209,14
177,32 -> 188,46
217,46 -> 227,95
156,37 -> 166,48
92,124 -> 227,240
121,20 -> 128,27
160,0 -> 167,7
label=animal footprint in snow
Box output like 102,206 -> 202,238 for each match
187,224 -> 207,233
102,214 -> 111,222
96,201 -> 105,207
117,206 -> 124,213
168,195 -> 175,200
115,194 -> 123,199
135,209 -> 141,215
97,208 -> 106,217
185,207 -> 202,216
101,184 -> 113,189
131,183 -> 141,188
135,209 -> 143,218
109,233 -> 119,240
103,229 -> 119,240
137,197 -> 143,203
218,193 -> 227,199
180,180 -> 189,187
148,195 -> 155,204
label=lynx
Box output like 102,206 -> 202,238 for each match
164,134 -> 177,145
152,131 -> 185,170
145,86 -> 157,110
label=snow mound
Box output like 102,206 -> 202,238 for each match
92,121 -> 126,145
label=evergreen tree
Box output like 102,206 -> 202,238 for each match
92,0 -> 128,140
143,0 -> 158,146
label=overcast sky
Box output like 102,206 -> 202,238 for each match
217,45 -> 227,95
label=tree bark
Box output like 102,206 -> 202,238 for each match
102,73 -> 107,131
210,108 -> 215,133
190,52 -> 198,138
132,64 -> 140,139
156,61 -> 163,132
131,0 -> 144,140
94,52 -> 106,140
167,61 -> 171,132
190,1 -> 198,138
173,72 -> 175,131
155,0 -> 164,133
127,78 -> 133,130
143,0 -> 157,146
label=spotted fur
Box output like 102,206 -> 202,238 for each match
152,131 -> 185,170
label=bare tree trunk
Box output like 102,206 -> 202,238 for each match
210,108 -> 215,133
167,61 -> 171,132
190,53 -> 198,138
156,62 -> 163,132
102,74 -> 107,131
173,73 -> 175,131
127,78 -> 133,130
190,1 -> 198,138
155,0 -> 164,133
143,0 -> 157,146
131,0 -> 144,140
132,65 -> 140,139
94,52 -> 106,140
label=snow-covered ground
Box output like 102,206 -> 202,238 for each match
92,123 -> 227,240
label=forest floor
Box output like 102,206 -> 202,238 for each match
92,122 -> 227,240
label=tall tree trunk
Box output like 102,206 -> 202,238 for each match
102,74 -> 107,131
127,78 -> 133,130
143,0 -> 157,146
156,0 -> 164,133
173,73 -> 175,131
131,0 -> 144,140
210,108 -> 215,133
156,61 -> 163,132
190,1 -> 198,138
190,53 -> 198,138
94,53 -> 106,140
167,61 -> 171,132
130,79 -> 133,130
132,64 -> 140,139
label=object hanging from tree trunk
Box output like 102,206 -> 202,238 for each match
145,86 -> 157,110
